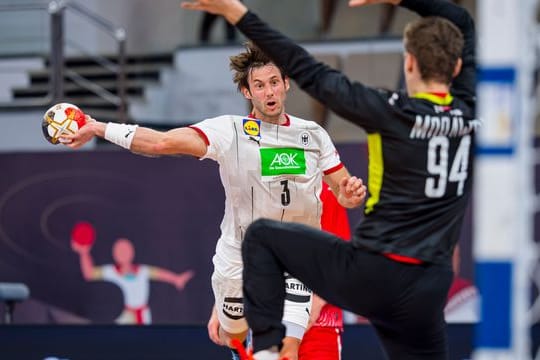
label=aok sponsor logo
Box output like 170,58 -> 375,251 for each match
260,148 -> 306,176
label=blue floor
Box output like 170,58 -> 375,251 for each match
0,324 -> 480,359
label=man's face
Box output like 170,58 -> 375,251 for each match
242,64 -> 289,122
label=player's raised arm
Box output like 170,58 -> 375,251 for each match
181,0 -> 391,130
62,116 -> 208,158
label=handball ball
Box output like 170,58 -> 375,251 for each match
71,221 -> 96,247
42,102 -> 86,145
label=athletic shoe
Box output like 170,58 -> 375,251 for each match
252,349 -> 279,360
230,339 -> 288,360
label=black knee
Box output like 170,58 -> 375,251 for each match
243,219 -> 275,254
245,218 -> 274,240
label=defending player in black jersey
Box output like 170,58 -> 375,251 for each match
183,0 -> 477,359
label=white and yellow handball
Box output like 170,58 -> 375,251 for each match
42,102 -> 86,145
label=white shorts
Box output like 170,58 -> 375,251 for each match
211,271 -> 312,337
212,271 -> 248,334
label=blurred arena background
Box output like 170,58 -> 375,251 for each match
0,0 -> 538,358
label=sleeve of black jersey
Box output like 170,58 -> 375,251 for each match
236,11 -> 387,132
400,0 -> 476,109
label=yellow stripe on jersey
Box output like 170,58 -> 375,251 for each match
365,133 -> 383,214
412,92 -> 454,105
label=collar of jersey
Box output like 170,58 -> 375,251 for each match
412,92 -> 453,106
248,113 -> 290,126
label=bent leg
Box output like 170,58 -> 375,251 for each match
371,264 -> 452,359
242,218 -> 353,352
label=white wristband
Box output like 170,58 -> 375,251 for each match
104,123 -> 138,149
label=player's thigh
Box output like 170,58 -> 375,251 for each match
211,271 -> 249,335
299,327 -> 341,360
244,219 -> 353,295
372,266 -> 452,360
374,320 -> 447,360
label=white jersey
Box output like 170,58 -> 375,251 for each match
192,114 -> 342,279
101,264 -> 150,308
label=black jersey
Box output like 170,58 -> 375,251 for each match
236,0 -> 477,265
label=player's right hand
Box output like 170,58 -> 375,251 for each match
61,115 -> 100,149
71,241 -> 91,254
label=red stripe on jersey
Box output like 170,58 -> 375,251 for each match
323,163 -> 344,175
188,126 -> 210,146
430,92 -> 449,98
282,114 -> 290,126
384,253 -> 423,265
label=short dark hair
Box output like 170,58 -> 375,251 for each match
229,41 -> 286,92
404,16 -> 464,84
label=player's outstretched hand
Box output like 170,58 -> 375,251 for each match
349,0 -> 401,7
337,176 -> 366,208
180,0 -> 248,24
61,115 -> 101,149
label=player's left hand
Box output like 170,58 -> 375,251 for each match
180,0 -> 248,24
338,176 -> 366,208
307,294 -> 327,330
281,336 -> 300,360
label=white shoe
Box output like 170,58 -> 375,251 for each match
253,348 -> 279,360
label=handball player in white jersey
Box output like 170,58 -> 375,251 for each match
63,42 -> 366,360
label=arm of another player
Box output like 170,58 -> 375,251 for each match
182,0 -> 390,131
62,116 -> 208,158
149,267 -> 195,290
323,167 -> 366,209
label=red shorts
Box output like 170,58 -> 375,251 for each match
299,326 -> 342,360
